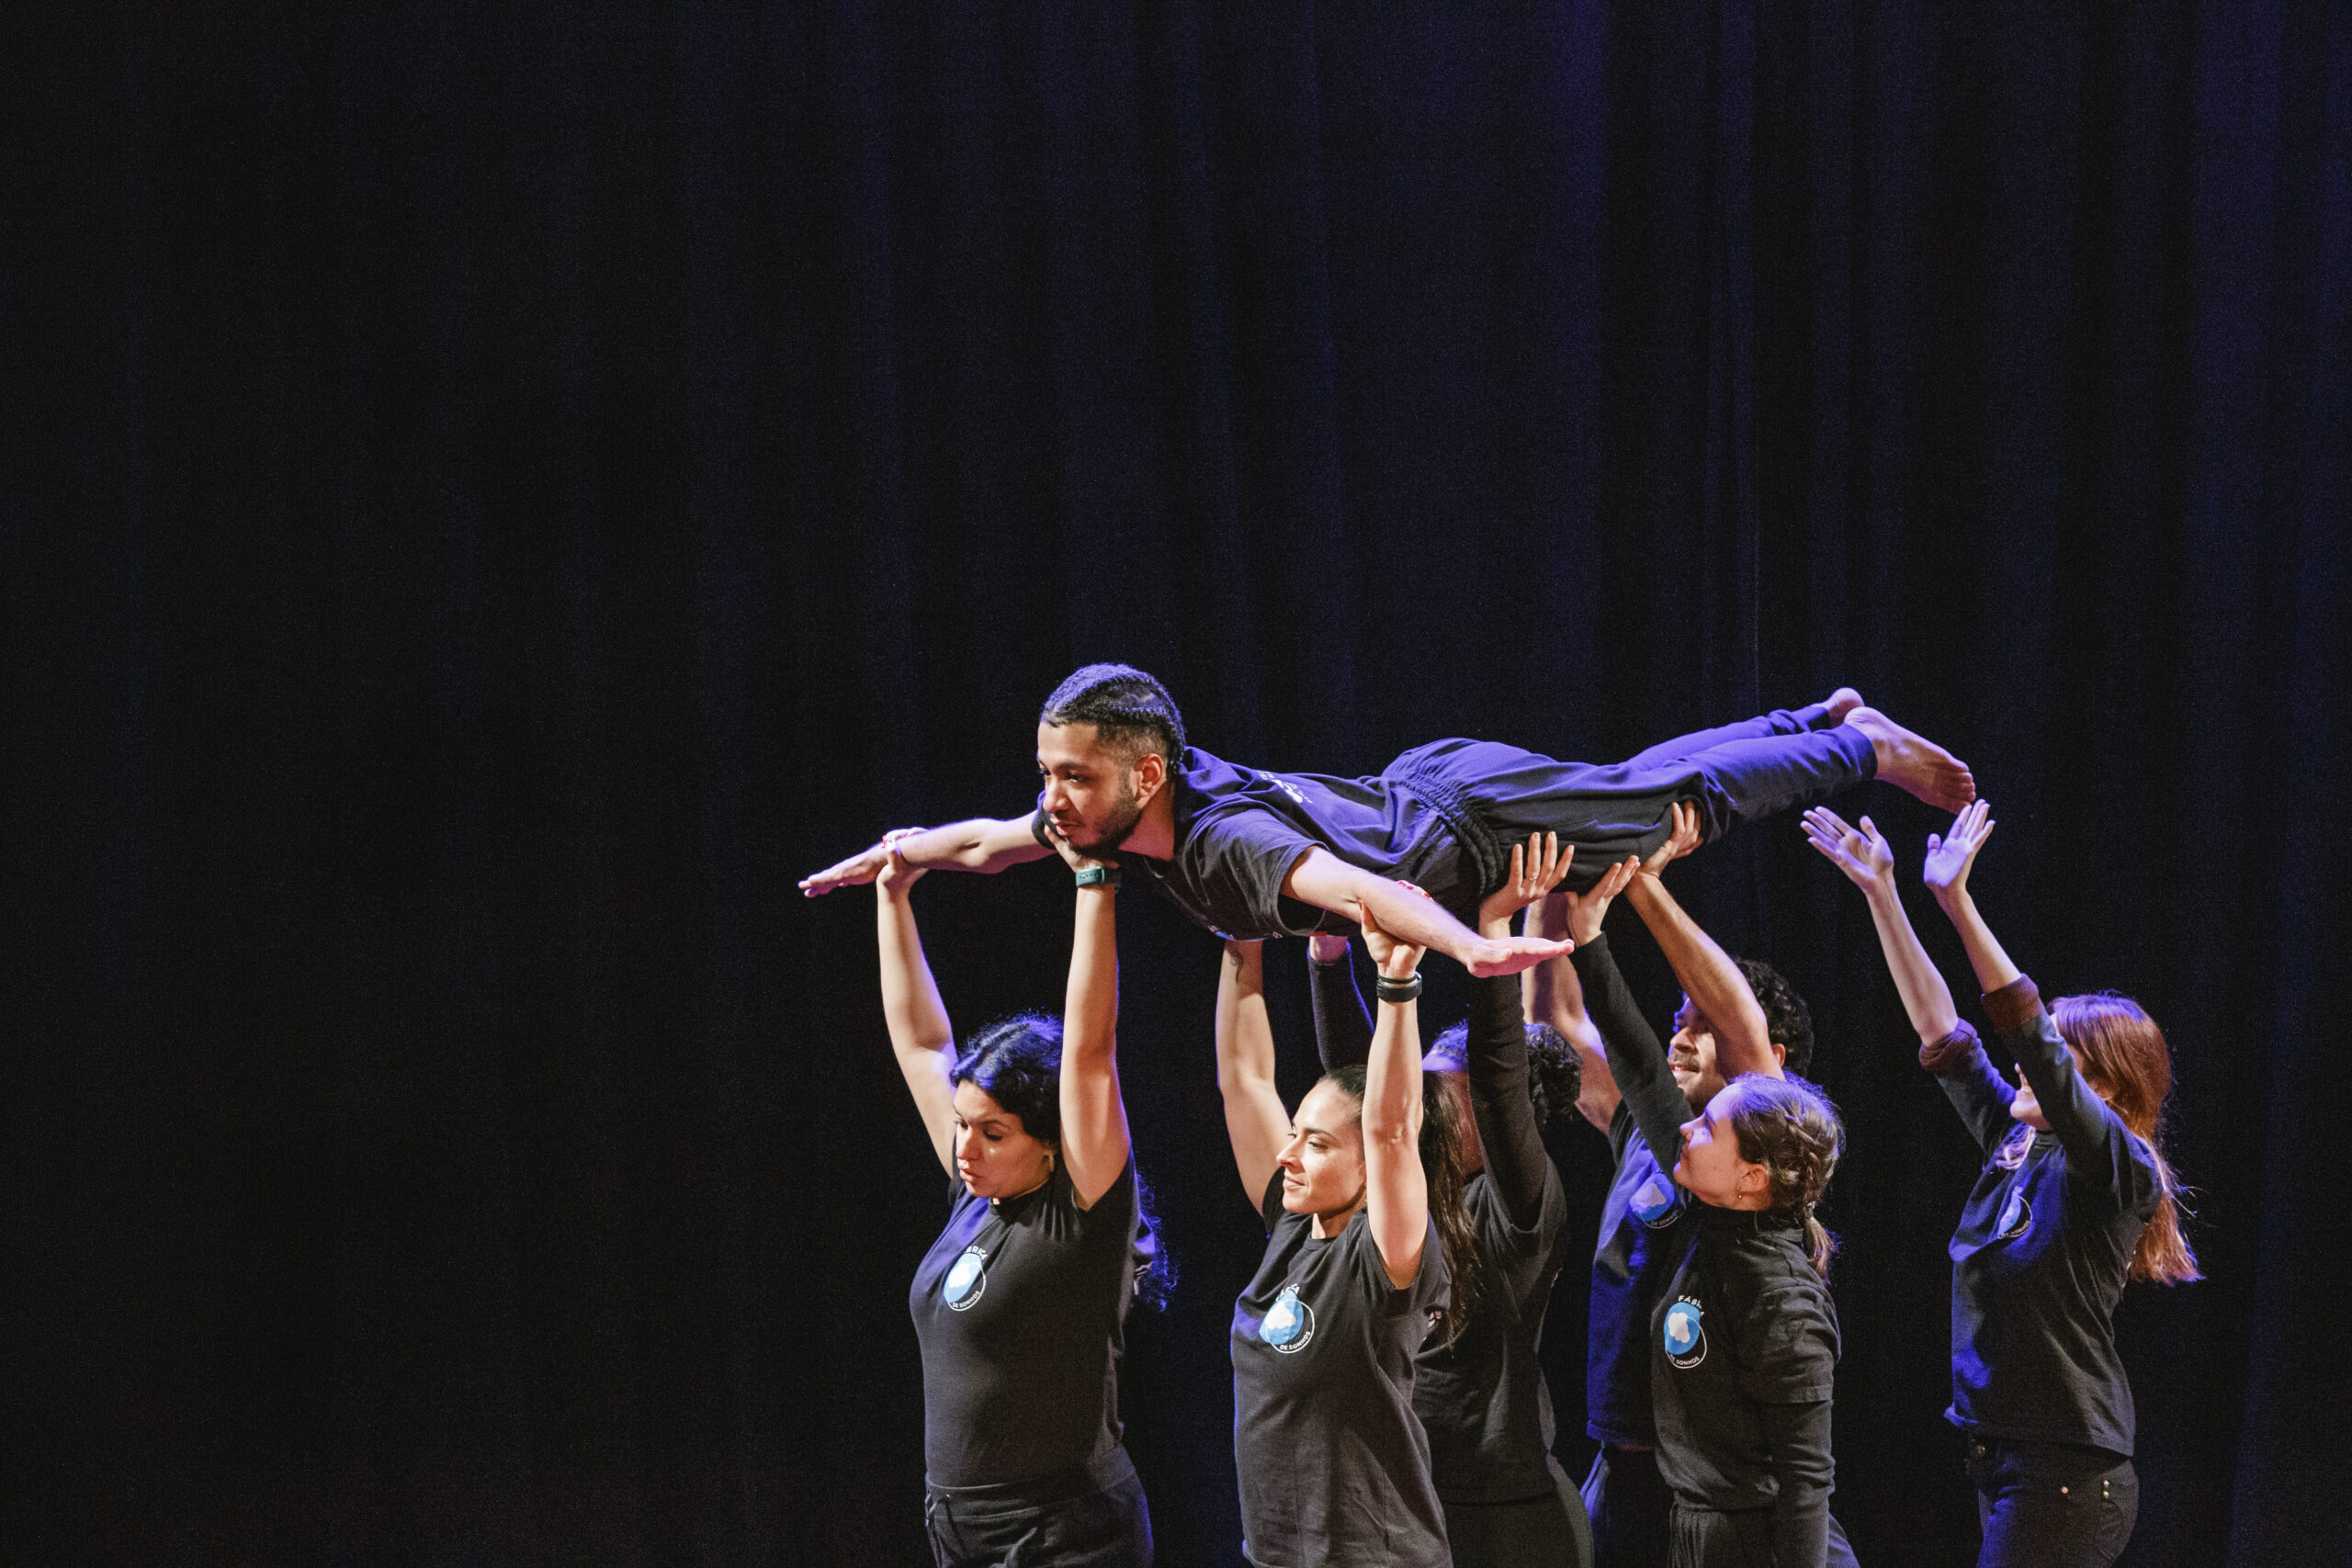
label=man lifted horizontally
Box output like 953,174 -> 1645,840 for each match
799,664 -> 1973,978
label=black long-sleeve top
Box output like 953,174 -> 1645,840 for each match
1922,976 -> 2160,1455
1575,935 -> 1837,1564
1569,934 -> 1693,1447
1309,953 -> 1574,1502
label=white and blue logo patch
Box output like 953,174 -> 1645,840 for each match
943,1246 -> 989,1312
1663,1298 -> 1708,1370
1259,1285 -> 1316,1354
1996,1187 -> 2033,1241
1632,1176 -> 1682,1229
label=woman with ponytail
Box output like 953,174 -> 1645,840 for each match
1218,881 -> 1481,1567
1308,835 -> 1595,1567
878,826 -> 1168,1567
1566,806 -> 1856,1568
1805,801 -> 2197,1568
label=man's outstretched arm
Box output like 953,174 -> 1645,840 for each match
799,816 -> 1055,897
1282,847 -> 1571,978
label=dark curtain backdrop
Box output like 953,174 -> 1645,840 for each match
4,4 -> 2346,1565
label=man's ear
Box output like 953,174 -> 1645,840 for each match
1131,750 -> 1168,805
1770,1041 -> 1789,1071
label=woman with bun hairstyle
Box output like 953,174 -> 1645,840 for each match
1307,834 -> 1596,1567
1804,800 -> 2196,1568
878,826 -> 1168,1567
1217,883 -> 1485,1568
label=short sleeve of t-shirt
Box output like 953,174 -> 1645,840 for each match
1734,1282 -> 1838,1404
1258,1172 -> 1448,1320
1185,808 -> 1328,937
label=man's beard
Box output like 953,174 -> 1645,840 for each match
1072,785 -> 1146,855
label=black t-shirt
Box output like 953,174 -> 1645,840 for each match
1650,1204 -> 1839,1566
1928,989 -> 2160,1455
1414,1166 -> 1574,1502
1572,935 -> 1696,1447
908,1159 -> 1142,1488
1230,1172 -> 1453,1568
1035,741 -> 1525,939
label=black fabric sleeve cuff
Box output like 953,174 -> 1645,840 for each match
1983,975 -> 2043,1034
1918,1019 -> 1984,1077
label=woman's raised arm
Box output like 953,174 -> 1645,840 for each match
1045,829 -> 1132,1209
1216,940 -> 1293,1204
1359,889 -> 1431,1290
875,843 -> 960,1174
1804,807 -> 1960,1044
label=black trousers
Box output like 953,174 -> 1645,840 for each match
1392,702 -> 1873,914
1965,1434 -> 2137,1568
1663,1503 -> 1860,1568
923,1447 -> 1153,1568
1442,1468 -> 1596,1568
1583,1445 -> 1672,1568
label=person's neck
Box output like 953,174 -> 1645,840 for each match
1120,787 -> 1178,861
1309,1195 -> 1364,1240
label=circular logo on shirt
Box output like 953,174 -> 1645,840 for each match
1260,1285 -> 1316,1354
1663,1298 -> 1708,1370
943,1246 -> 989,1312
1632,1176 -> 1682,1230
1996,1188 -> 2032,1241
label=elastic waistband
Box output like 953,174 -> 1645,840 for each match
1669,1497 -> 1773,1518
924,1445 -> 1136,1514
1391,759 -> 1510,897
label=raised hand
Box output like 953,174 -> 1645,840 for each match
1802,807 -> 1894,894
875,829 -> 927,897
1478,832 -> 1574,931
1559,855 -> 1640,947
1924,800 -> 1996,905
1358,881 -> 1434,978
1640,800 -> 1702,878
801,840 -> 891,897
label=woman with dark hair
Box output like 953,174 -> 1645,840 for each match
1307,833 -> 1595,1567
1559,811 -> 1853,1568
1805,802 -> 2198,1568
878,825 -> 1166,1567
1217,882 -> 1486,1567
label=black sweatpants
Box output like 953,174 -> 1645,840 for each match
1664,1501 -> 1860,1568
923,1447 -> 1152,1568
1442,1469 -> 1596,1567
1395,703 -> 1875,906
1584,1445 -> 1672,1568
1965,1435 -> 2136,1568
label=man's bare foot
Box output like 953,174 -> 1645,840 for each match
1842,706 -> 1976,812
1821,687 -> 1864,724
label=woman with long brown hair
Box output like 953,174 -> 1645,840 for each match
1805,801 -> 2198,1568
1216,883 -> 1487,1567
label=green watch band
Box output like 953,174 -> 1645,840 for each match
1074,865 -> 1120,888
